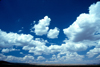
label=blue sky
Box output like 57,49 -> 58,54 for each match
0,0 -> 100,64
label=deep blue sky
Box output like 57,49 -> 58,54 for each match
0,0 -> 100,64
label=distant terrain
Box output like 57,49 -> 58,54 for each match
0,61 -> 99,67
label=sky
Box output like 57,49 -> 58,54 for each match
0,0 -> 100,64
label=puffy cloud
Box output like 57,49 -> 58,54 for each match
23,55 -> 34,61
89,1 -> 100,17
0,54 -> 35,63
6,55 -> 23,62
0,29 -> 34,47
86,47 -> 100,58
1,48 -> 20,53
37,56 -> 45,60
61,41 -> 88,52
47,27 -> 60,39
50,51 -> 84,62
28,45 -> 49,55
63,2 -> 100,42
0,29 -> 49,55
31,16 -> 51,36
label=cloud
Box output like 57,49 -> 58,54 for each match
23,55 -> 34,62
20,52 -> 23,54
86,47 -> 100,58
63,2 -> 100,42
22,38 -> 49,55
37,56 -> 45,60
0,29 -> 34,47
0,54 -> 35,63
96,55 -> 100,58
50,51 -> 84,63
18,30 -> 22,32
47,27 -> 60,39
0,1 -> 100,64
18,27 -> 24,33
0,54 -> 6,60
31,16 -> 51,36
1,48 -> 20,53
0,28 -> 49,55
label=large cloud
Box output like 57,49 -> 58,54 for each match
63,2 -> 100,42
47,27 -> 60,39
31,16 -> 51,36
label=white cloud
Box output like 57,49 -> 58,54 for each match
23,55 -> 34,61
47,27 -> 60,39
63,2 -> 100,42
86,47 -> 100,58
33,21 -> 36,24
0,54 -> 35,63
1,48 -> 20,53
6,55 -> 23,62
0,2 -> 100,64
0,29 -> 34,47
31,16 -> 51,36
28,45 -> 49,55
50,51 -> 84,62
37,56 -> 45,60
96,55 -> 100,58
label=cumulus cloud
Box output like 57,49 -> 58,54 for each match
50,51 -> 84,62
31,16 -> 51,36
37,56 -> 45,60
1,48 -> 20,53
0,1 -> 100,64
0,54 -> 35,63
23,55 -> 34,62
0,29 -> 48,55
86,47 -> 100,58
0,29 -> 34,47
47,27 -> 60,39
63,2 -> 100,42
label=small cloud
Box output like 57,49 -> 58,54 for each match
30,16 -> 51,36
18,30 -> 22,33
20,52 -> 23,54
1,48 -> 20,53
37,56 -> 45,60
33,21 -> 36,24
47,27 -> 60,39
